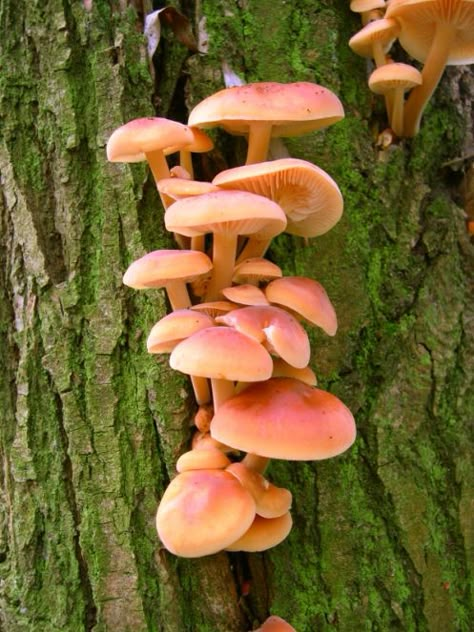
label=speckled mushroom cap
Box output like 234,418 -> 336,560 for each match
212,158 -> 343,237
156,469 -> 256,557
188,82 -> 344,137
385,0 -> 474,64
210,377 -> 356,460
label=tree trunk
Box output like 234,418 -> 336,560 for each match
0,1 -> 472,631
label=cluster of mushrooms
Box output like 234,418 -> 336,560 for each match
107,82 -> 356,574
349,0 -> 474,137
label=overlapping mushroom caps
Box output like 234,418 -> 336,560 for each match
350,0 -> 474,137
107,80 -> 355,567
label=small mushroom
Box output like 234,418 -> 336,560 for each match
122,249 -> 212,311
386,0 -> 474,136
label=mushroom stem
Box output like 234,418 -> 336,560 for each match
211,378 -> 236,411
205,233 -> 238,301
179,150 -> 194,179
166,281 -> 192,311
372,40 -> 388,68
145,149 -> 171,184
403,23 -> 455,137
246,121 -> 273,165
389,88 -> 405,138
190,376 -> 211,406
241,453 -> 270,474
236,237 -> 270,265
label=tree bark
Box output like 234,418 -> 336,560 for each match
0,1 -> 472,631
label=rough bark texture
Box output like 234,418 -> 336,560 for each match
0,1 -> 473,631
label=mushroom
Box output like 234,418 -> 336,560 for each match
146,309 -> 215,405
210,377 -> 356,460
188,82 -> 344,164
385,0 -> 474,136
106,117 -> 194,192
368,63 -> 423,137
265,276 -> 338,337
212,158 -> 343,261
225,512 -> 293,553
232,258 -> 283,286
350,0 -> 387,26
226,462 -> 292,518
349,17 -> 400,67
164,190 -> 287,301
175,448 -> 231,472
215,305 -> 311,369
122,249 -> 213,311
221,284 -> 270,306
169,326 -> 273,409
156,469 -> 256,557
164,126 -> 214,179
253,615 -> 297,632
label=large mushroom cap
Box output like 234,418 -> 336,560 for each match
210,377 -> 356,460
386,0 -> 474,64
156,469 -> 256,557
212,158 -> 343,237
165,190 -> 287,240
188,82 -> 344,137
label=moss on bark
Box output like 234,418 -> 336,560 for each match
0,1 -> 472,631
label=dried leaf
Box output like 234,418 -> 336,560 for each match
144,7 -> 199,59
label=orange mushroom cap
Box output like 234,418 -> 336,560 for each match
265,276 -> 338,336
210,377 -> 356,460
188,82 -> 344,138
170,326 -> 273,382
156,469 -> 256,557
225,512 -> 292,552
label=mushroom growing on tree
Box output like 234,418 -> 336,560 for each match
188,81 -> 344,164
385,0 -> 474,136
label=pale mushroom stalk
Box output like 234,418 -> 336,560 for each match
145,149 -> 171,182
372,40 -> 389,67
236,236 -> 271,264
190,376 -> 211,406
246,121 -> 273,165
210,378 -> 236,411
165,280 -> 193,311
205,233 -> 238,301
145,149 -> 188,246
389,89 -> 407,138
403,23 -> 455,137
179,150 -> 194,179
241,453 -> 270,474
